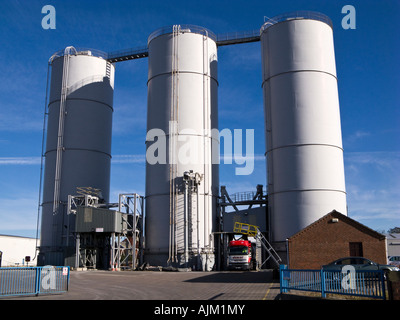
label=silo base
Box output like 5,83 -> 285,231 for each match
37,246 -> 76,267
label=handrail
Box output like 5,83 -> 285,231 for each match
49,47 -> 108,63
48,11 -> 332,64
261,11 -> 333,34
148,24 -> 217,45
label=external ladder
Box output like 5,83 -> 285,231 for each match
233,222 -> 282,267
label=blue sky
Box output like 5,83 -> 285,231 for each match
0,0 -> 398,238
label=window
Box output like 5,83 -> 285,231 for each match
228,246 -> 249,255
349,242 -> 363,257
337,258 -> 351,265
353,258 -> 369,265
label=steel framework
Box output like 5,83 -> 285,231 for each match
67,191 -> 144,270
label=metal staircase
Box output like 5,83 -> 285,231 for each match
233,222 -> 282,268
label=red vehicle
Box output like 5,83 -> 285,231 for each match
227,240 -> 252,270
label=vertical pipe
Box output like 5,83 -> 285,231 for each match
133,195 -> 137,270
75,233 -> 80,268
184,180 -> 188,266
196,180 -> 200,269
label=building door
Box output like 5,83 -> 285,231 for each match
349,242 -> 363,257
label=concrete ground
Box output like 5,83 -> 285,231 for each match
7,269 -> 281,300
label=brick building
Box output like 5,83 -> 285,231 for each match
287,210 -> 387,269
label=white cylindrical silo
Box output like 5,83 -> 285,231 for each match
260,12 -> 347,249
39,47 -> 115,266
145,25 -> 219,270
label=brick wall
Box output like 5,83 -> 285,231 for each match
287,211 -> 387,269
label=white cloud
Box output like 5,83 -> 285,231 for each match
0,157 -> 41,165
344,151 -> 400,230
0,197 -> 39,232
345,151 -> 400,169
344,130 -> 371,146
112,154 -> 146,164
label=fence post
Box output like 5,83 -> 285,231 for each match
320,269 -> 326,298
381,271 -> 386,300
35,267 -> 40,295
280,264 -> 288,293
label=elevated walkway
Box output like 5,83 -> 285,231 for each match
106,29 -> 260,62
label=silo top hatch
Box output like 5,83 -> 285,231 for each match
148,24 -> 217,46
260,11 -> 333,34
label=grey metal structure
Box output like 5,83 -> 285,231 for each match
217,185 -> 270,270
71,193 -> 144,270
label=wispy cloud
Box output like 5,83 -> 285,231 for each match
112,154 -> 146,164
344,151 -> 400,230
0,157 -> 41,165
344,151 -> 400,174
0,196 -> 39,232
0,153 -> 266,166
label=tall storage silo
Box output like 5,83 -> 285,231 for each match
260,12 -> 347,253
39,47 -> 115,266
145,25 -> 219,270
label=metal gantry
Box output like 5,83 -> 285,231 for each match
114,193 -> 145,270
67,191 -> 144,270
105,30 -> 260,63
215,185 -> 268,270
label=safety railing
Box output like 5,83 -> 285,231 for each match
0,266 -> 70,297
216,30 -> 260,46
233,222 -> 259,237
280,265 -> 387,300
107,45 -> 149,62
148,24 -> 217,45
49,47 -> 108,63
229,191 -> 258,203
261,11 -> 333,33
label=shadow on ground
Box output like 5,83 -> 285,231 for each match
184,270 -> 275,283
275,293 -> 322,300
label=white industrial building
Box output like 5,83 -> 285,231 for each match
0,235 -> 39,267
387,233 -> 400,258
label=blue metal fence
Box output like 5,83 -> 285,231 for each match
0,266 -> 70,297
280,265 -> 386,300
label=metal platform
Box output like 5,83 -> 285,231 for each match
106,30 -> 260,62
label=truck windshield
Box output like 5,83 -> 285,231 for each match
228,246 -> 249,255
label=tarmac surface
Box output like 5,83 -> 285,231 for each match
7,269 -> 281,300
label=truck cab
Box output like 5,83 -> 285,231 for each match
227,240 -> 252,270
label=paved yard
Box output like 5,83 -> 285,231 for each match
8,269 -> 280,300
